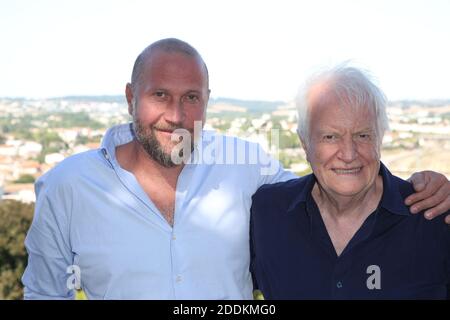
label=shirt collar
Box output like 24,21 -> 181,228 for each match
378,162 -> 411,216
100,123 -> 135,161
287,162 -> 411,216
287,173 -> 316,213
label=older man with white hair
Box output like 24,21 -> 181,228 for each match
250,65 -> 450,299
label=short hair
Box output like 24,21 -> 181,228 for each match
130,38 -> 209,91
296,63 -> 389,145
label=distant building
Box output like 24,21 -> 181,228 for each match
289,162 -> 310,173
2,183 -> 35,203
72,145 -> 90,155
44,153 -> 65,166
18,141 -> 43,158
0,144 -> 18,156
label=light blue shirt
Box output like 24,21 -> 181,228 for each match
22,123 -> 295,299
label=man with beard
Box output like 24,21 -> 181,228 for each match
22,38 -> 450,299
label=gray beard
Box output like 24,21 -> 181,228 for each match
132,119 -> 193,168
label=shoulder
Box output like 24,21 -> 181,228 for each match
252,174 -> 311,209
390,174 -> 416,200
35,149 -> 103,195
388,173 -> 450,250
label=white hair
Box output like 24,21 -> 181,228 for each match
296,63 -> 389,146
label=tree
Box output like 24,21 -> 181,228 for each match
33,130 -> 68,163
14,174 -> 35,184
75,134 -> 89,145
0,200 -> 34,299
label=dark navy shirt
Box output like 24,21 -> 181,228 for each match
250,163 -> 450,299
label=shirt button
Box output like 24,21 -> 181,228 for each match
172,234 -> 176,240
176,275 -> 182,283
336,281 -> 343,289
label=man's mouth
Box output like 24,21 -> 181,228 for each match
154,127 -> 179,136
156,129 -> 174,134
332,167 -> 362,174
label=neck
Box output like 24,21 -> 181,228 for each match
312,176 -> 383,220
117,139 -> 184,184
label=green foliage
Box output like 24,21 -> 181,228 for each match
75,134 -> 89,145
46,112 -> 103,129
278,131 -> 300,149
253,289 -> 264,300
14,174 -> 36,184
33,130 -> 63,147
208,97 -> 284,115
0,111 -> 104,135
29,130 -> 67,163
278,152 -> 295,168
240,119 -> 252,132
0,200 -> 34,299
442,112 -> 450,120
295,166 -> 313,177
266,119 -> 300,149
213,122 -> 232,132
277,150 -> 305,169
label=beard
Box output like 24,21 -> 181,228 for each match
133,117 -> 194,168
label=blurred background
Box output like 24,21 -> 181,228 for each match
0,0 -> 449,299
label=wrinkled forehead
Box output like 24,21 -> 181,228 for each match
308,82 -> 377,130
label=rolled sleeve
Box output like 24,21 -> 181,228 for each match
22,177 -> 75,300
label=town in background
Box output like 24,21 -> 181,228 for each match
1,96 -> 449,204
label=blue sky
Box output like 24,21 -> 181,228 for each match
1,0 -> 449,101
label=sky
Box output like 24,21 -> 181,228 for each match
1,0 -> 449,102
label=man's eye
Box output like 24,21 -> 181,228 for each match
154,91 -> 166,98
323,135 -> 336,141
185,94 -> 199,103
357,133 -> 371,141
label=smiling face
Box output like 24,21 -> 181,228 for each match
304,83 -> 381,198
126,49 -> 209,167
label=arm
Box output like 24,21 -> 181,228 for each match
22,178 -> 75,299
256,145 -> 297,187
249,218 -> 259,297
405,171 -> 450,224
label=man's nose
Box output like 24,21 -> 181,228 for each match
337,137 -> 357,162
164,100 -> 185,124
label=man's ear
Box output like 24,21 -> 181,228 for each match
201,89 -> 211,125
125,83 -> 134,116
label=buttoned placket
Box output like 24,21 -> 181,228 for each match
306,190 -> 379,299
169,163 -> 196,298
